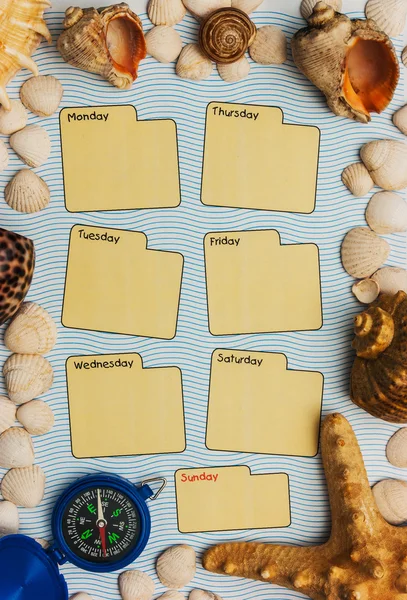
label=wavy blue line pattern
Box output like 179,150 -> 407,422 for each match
0,6 -> 406,600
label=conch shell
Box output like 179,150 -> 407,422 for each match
58,4 -> 147,89
291,2 -> 399,123
199,8 -> 256,64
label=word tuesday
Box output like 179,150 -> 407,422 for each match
216,352 -> 263,367
211,105 -> 259,120
77,229 -> 120,244
67,111 -> 109,122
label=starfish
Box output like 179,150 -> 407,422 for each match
203,413 -> 407,600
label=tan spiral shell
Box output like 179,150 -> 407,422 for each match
199,8 -> 256,64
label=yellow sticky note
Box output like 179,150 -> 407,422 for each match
62,225 -> 183,339
175,466 -> 290,533
204,230 -> 322,335
207,350 -> 323,456
202,102 -> 320,213
66,353 -> 185,458
60,105 -> 180,212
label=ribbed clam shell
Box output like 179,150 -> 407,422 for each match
176,44 -> 213,80
17,400 -> 54,436
183,0 -> 231,20
342,162 -> 374,197
146,26 -> 183,63
20,75 -> 63,117
1,465 -> 45,508
0,396 -> 16,434
119,570 -> 154,600
5,302 -> 57,355
0,100 -> 27,135
361,140 -> 407,191
373,479 -> 407,525
70,594 -> 94,600
387,428 -> 407,468
341,228 -> 390,279
0,140 -> 8,173
366,191 -> 407,234
393,105 -> 407,135
148,0 -> 186,25
366,0 -> 407,37
189,591 -> 223,600
300,0 -> 342,20
158,593 -> 185,600
0,427 -> 34,469
372,267 -> 407,295
403,46 -> 407,68
231,0 -> 263,14
249,25 -> 287,65
157,545 -> 196,589
10,124 -> 51,168
351,279 -> 380,304
5,170 -> 50,214
0,500 -> 19,535
3,354 -> 54,404
217,55 -> 250,81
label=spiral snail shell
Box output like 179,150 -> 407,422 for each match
199,8 -> 256,64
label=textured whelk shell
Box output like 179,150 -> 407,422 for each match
118,570 -> 154,600
0,500 -> 19,536
217,56 -> 250,81
3,354 -> 54,404
157,545 -> 196,589
387,428 -> 407,468
341,163 -> 374,197
5,170 -> 50,214
365,0 -> 407,38
176,44 -> 213,80
1,465 -> 45,508
0,100 -> 28,135
5,302 -> 57,355
249,25 -> 287,65
341,227 -> 390,279
373,479 -> 407,525
0,427 -> 34,469
352,279 -> 380,304
10,124 -> 51,168
393,105 -> 407,135
20,75 -> 64,117
361,140 -> 407,191
158,593 -> 185,600
199,8 -> 256,64
372,267 -> 407,295
183,0 -> 231,20
146,26 -> 183,63
148,0 -> 186,25
17,400 -> 54,436
366,191 -> 407,234
231,0 -> 263,14
0,140 -> 8,173
189,591 -> 223,600
0,396 -> 16,434
300,0 -> 342,20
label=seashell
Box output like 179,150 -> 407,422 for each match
176,44 -> 213,80
365,0 -> 407,38
300,0 -> 342,20
199,8 -> 256,64
231,0 -> 263,14
372,267 -> 407,295
341,162 -> 374,197
5,170 -> 50,214
189,591 -> 222,600
249,25 -> 287,65
10,124 -> 51,168
0,427 -> 34,469
158,593 -> 185,600
361,140 -> 407,191
35,538 -> 50,549
146,26 -> 183,63
393,105 -> 407,135
341,227 -> 390,279
157,545 -> 196,589
1,465 -> 45,508
352,279 -> 380,304
217,55 -> 250,81
119,570 -> 154,600
183,0 -> 231,20
148,0 -> 186,26
70,594 -> 94,600
0,100 -> 28,135
292,4 -> 399,123
366,191 -> 407,234
3,354 -> 54,405
0,396 -> 16,434
0,500 -> 19,536
372,479 -> 407,524
403,46 -> 407,68
5,301 -> 57,355
387,428 -> 407,468
20,75 -> 64,117
58,5 -> 146,89
0,140 -> 8,173
17,400 -> 54,436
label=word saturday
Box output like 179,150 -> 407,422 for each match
216,352 -> 263,367
180,472 -> 219,483
67,111 -> 109,122
211,105 -> 259,121
73,358 -> 134,370
77,229 -> 120,244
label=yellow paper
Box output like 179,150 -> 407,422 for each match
66,353 -> 185,458
204,230 -> 322,335
206,350 -> 323,456
175,466 -> 290,533
60,105 -> 180,212
62,225 -> 183,339
202,102 -> 320,213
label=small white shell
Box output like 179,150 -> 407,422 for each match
342,162 -> 374,197
372,267 -> 407,295
231,0 -> 263,13
17,400 -> 54,436
146,26 -> 183,63
366,191 -> 407,234
5,302 -> 57,355
35,538 -> 50,549
20,76 -> 63,117
0,100 -> 28,135
393,105 -> 407,135
249,25 -> 287,65
365,0 -> 407,37
387,428 -> 407,468
0,427 -> 34,469
182,0 -> 231,19
218,56 -> 250,82
0,140 -> 8,173
352,279 -> 380,304
5,169 -> 50,214
361,140 -> 407,191
373,479 -> 407,525
3,354 -> 54,405
148,0 -> 186,26
157,545 -> 196,589
69,594 -> 94,600
0,395 -> 16,435
1,465 -> 46,508
403,46 -> 407,68
189,591 -> 223,600
0,500 -> 19,536
341,227 -> 390,279
300,0 -> 342,19
176,44 -> 213,81
158,593 -> 185,600
10,124 -> 51,168
119,570 -> 155,600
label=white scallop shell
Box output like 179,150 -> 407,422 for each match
10,124 -> 51,168
365,0 -> 407,37
342,162 -> 374,197
158,593 -> 185,600
387,428 -> 407,468
0,395 -> 16,435
35,538 -> 50,549
0,100 -> 28,135
341,227 -> 390,279
119,570 -> 155,600
20,76 -> 63,117
189,591 -> 223,600
231,0 -> 263,14
249,25 -> 287,65
373,479 -> 407,525
361,140 -> 407,191
0,139 -> 8,173
372,267 -> 407,295
146,26 -> 183,63
300,0 -> 342,19
393,105 -> 407,135
0,427 -> 34,469
351,279 -> 380,304
157,545 -> 196,589
69,594 -> 94,600
176,44 -> 213,80
403,46 -> 407,68
5,169 -> 50,213
17,400 -> 54,436
182,0 -> 231,19
3,354 -> 54,405
366,191 -> 407,234
0,500 -> 19,536
1,465 -> 46,508
5,302 -> 57,355
148,0 -> 186,26
218,56 -> 250,82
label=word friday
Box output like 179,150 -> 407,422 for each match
73,358 -> 134,370
211,105 -> 259,121
179,472 -> 219,483
77,229 -> 120,244
216,353 -> 263,367
209,236 -> 240,247
67,111 -> 109,122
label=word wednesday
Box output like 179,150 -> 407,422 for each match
73,358 -> 134,370
216,352 -> 263,367
67,111 -> 109,122
211,105 -> 259,120
180,472 -> 219,483
77,229 -> 120,244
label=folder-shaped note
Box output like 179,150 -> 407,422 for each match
202,102 -> 320,213
175,466 -> 290,533
60,105 -> 180,212
206,350 -> 323,456
62,225 -> 183,339
204,230 -> 322,335
66,353 -> 185,458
